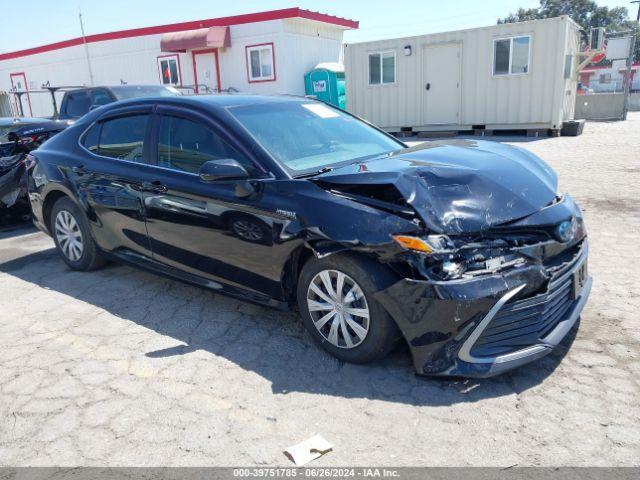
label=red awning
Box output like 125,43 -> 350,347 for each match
161,26 -> 230,52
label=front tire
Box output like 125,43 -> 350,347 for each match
297,254 -> 401,364
50,197 -> 105,271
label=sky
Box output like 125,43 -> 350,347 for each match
0,0 -> 637,54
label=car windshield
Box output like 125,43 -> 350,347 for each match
110,85 -> 181,100
228,101 -> 404,175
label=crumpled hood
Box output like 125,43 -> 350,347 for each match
313,139 -> 558,234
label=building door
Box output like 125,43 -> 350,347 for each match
192,50 -> 220,94
422,43 -> 461,125
9,72 -> 32,117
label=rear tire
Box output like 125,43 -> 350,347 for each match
50,197 -> 105,271
297,253 -> 401,363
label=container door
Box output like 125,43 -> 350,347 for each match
422,43 -> 461,125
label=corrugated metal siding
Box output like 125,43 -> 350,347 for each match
279,19 -> 344,95
561,21 -> 581,121
345,17 -> 580,130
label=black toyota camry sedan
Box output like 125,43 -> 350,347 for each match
28,95 -> 591,377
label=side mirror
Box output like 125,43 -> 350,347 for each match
199,159 -> 249,182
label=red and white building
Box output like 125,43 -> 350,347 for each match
0,7 -> 358,117
579,62 -> 640,93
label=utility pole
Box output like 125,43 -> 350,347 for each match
79,10 -> 95,86
622,2 -> 639,119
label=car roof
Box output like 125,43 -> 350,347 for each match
102,93 -> 311,110
74,94 -> 321,129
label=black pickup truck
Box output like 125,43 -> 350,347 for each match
58,84 -> 181,120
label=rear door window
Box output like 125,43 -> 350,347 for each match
97,115 -> 149,163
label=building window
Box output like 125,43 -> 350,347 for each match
368,51 -> 395,85
493,36 -> 531,76
599,73 -> 612,84
157,55 -> 181,85
246,44 -> 275,82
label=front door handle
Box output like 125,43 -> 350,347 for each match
141,181 -> 167,193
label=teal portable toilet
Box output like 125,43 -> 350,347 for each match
304,62 -> 346,110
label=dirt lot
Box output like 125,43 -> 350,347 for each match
0,114 -> 638,466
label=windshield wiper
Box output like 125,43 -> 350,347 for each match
294,166 -> 334,179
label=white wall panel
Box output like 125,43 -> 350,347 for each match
345,16 -> 580,130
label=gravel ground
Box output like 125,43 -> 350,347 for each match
0,114 -> 638,467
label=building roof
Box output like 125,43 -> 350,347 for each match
0,8 -> 358,62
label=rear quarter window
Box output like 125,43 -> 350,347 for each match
97,115 -> 148,162
82,123 -> 101,152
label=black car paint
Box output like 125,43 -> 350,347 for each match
28,95 -> 591,377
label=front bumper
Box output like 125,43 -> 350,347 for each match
375,240 -> 591,377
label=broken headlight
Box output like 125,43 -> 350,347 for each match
392,234 -> 455,254
394,234 -> 527,281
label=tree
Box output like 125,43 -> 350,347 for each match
498,0 -> 639,62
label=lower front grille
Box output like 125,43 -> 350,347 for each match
470,272 -> 575,358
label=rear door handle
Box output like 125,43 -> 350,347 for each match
141,180 -> 167,193
425,83 -> 431,91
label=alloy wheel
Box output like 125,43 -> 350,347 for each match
54,210 -> 84,262
306,269 -> 370,349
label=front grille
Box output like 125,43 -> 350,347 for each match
470,270 -> 575,358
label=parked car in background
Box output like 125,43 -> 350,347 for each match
29,95 -> 591,378
0,117 -> 69,220
58,85 -> 181,121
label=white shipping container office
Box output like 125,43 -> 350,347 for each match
0,8 -> 358,118
344,16 -> 581,134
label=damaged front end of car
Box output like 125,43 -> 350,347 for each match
309,140 -> 592,377
375,210 -> 590,377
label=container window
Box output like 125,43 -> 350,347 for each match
493,36 -> 530,76
382,52 -> 395,83
369,51 -> 395,85
158,56 -> 180,85
369,54 -> 381,84
564,54 -> 573,79
246,44 -> 275,82
511,37 -> 530,73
